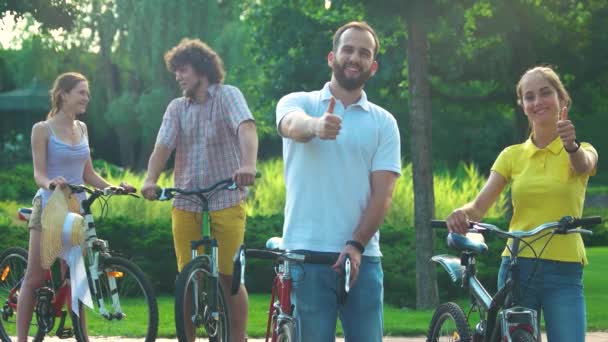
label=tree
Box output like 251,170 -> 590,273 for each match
405,0 -> 438,310
1,0 -> 79,31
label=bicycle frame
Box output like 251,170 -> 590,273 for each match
264,259 -> 295,342
432,249 -> 538,342
3,260 -> 75,336
158,178 -> 238,330
76,187 -> 128,320
14,186 -> 135,323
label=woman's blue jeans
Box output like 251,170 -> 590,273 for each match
498,257 -> 586,342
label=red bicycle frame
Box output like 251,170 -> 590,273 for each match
266,269 -> 293,342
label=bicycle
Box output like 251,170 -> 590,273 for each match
0,184 -> 159,341
157,176 -> 252,342
230,237 -> 351,342
427,215 -> 601,342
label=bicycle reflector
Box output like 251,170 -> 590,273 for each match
107,271 -> 124,278
1,266 -> 9,281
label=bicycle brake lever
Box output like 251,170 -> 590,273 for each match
344,256 -> 351,293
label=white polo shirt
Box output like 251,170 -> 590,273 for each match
276,83 -> 401,256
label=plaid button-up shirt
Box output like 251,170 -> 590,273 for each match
156,84 -> 254,212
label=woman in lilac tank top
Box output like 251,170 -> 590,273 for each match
17,72 -> 131,341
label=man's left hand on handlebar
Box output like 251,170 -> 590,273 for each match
232,165 -> 257,188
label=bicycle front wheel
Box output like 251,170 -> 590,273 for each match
277,320 -> 296,342
427,302 -> 471,342
76,256 -> 158,341
175,257 -> 230,342
0,247 -> 29,341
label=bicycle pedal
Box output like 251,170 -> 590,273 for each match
55,327 -> 74,339
55,310 -> 74,338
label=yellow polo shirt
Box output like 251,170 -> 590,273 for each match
492,136 -> 597,264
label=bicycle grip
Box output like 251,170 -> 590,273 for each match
574,216 -> 602,227
430,220 -> 448,229
304,253 -> 339,265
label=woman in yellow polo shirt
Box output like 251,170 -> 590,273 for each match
446,66 -> 598,342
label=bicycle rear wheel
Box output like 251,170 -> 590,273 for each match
510,328 -> 536,342
175,257 -> 230,342
427,302 -> 471,342
75,256 -> 158,341
0,247 -> 37,341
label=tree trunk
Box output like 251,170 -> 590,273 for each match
95,1 -> 135,167
406,1 -> 439,310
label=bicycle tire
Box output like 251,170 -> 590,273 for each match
510,328 -> 536,342
74,256 -> 158,341
175,257 -> 230,342
277,320 -> 296,342
427,302 -> 472,342
0,247 -> 34,341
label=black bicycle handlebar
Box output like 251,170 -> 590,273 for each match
156,173 -> 261,201
430,220 -> 449,229
231,245 -> 350,297
430,215 -> 602,238
50,183 -> 138,197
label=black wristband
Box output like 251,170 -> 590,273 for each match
564,140 -> 581,154
346,240 -> 365,254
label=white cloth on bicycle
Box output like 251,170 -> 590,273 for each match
61,212 -> 93,315
276,83 -> 401,256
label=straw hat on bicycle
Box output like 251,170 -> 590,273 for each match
40,187 -> 85,270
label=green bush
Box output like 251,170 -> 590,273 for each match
0,164 -> 37,202
1,160 -> 605,306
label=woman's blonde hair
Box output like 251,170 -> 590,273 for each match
47,72 -> 88,119
516,66 -> 571,109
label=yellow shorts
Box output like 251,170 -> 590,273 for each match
172,203 -> 246,275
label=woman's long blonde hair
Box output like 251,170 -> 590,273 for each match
47,72 -> 88,119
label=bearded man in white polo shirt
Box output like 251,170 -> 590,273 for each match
276,21 -> 401,342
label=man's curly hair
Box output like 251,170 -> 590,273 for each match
164,38 -> 225,84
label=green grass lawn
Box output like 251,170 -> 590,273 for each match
16,247 -> 593,338
149,247 -> 608,338
584,247 -> 608,331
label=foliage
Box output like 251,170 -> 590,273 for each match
1,0 -> 80,31
1,1 -> 608,181
0,131 -> 31,169
0,164 -> 37,202
246,159 -> 508,228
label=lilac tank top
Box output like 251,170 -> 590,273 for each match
35,121 -> 90,208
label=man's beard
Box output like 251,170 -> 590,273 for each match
184,78 -> 202,98
332,58 -> 372,91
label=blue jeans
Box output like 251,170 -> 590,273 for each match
290,255 -> 383,342
498,257 -> 585,342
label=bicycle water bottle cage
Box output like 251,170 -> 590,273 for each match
430,255 -> 464,284
265,237 -> 283,250
447,232 -> 488,254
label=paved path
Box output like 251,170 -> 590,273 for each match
26,331 -> 608,341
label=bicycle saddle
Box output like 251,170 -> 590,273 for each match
447,232 -> 488,254
265,237 -> 283,250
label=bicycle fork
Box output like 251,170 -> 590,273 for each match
84,214 -> 125,320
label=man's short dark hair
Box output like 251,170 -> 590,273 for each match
164,38 -> 225,84
332,21 -> 380,57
